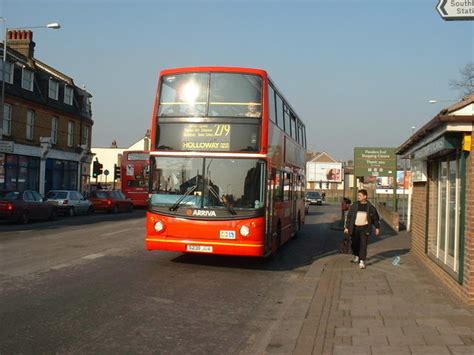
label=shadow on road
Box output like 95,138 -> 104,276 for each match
171,216 -> 401,273
0,209 -> 146,233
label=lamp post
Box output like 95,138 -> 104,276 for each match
0,19 -> 60,139
428,99 -> 455,104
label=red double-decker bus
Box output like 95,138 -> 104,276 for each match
121,150 -> 149,207
146,67 -> 307,257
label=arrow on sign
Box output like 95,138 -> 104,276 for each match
437,0 -> 474,21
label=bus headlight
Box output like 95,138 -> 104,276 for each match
240,225 -> 250,237
154,221 -> 165,233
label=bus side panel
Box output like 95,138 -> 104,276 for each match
124,191 -> 149,207
273,201 -> 293,247
146,212 -> 266,257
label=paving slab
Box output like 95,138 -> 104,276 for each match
371,345 -> 411,355
409,345 -> 451,354
448,345 -> 474,354
257,221 -> 474,354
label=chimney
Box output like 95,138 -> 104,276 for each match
8,30 -> 36,58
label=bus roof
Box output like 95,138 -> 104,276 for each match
159,66 -> 268,78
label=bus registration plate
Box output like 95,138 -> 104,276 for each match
220,230 -> 236,239
186,245 -> 213,253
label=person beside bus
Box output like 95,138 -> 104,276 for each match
343,189 -> 380,269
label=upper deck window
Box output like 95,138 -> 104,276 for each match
208,73 -> 261,117
158,72 -> 262,118
159,73 -> 208,117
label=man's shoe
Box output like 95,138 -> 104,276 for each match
351,256 -> 359,263
359,261 -> 366,269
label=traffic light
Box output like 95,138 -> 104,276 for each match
92,160 -> 99,178
98,163 -> 103,176
114,164 -> 121,180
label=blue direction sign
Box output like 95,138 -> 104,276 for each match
437,0 -> 474,21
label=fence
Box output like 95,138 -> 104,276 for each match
307,187 -> 410,231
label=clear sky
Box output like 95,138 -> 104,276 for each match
2,0 -> 473,160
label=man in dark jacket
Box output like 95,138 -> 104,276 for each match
344,189 -> 380,269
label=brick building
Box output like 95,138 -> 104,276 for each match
0,30 -> 93,194
397,95 -> 474,304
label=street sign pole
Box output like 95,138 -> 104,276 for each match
437,0 -> 474,21
104,169 -> 109,188
393,170 -> 398,213
353,174 -> 357,203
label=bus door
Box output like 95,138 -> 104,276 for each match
291,172 -> 297,232
265,168 -> 277,254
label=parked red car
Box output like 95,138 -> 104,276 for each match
89,190 -> 133,213
0,190 -> 57,224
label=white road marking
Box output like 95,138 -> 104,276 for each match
82,253 -> 105,260
50,263 -> 71,270
101,228 -> 133,237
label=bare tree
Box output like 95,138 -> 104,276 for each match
450,63 -> 474,98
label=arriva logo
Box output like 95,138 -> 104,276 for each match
192,210 -> 217,217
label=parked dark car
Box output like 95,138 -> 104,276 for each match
0,190 -> 57,224
89,190 -> 133,213
306,191 -> 323,205
46,190 -> 93,216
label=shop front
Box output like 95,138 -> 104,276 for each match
0,153 -> 40,192
398,97 -> 474,304
44,158 -> 78,192
0,142 -> 92,196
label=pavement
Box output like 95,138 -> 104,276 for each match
258,224 -> 474,354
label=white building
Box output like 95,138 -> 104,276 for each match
91,134 -> 150,186
306,151 -> 345,191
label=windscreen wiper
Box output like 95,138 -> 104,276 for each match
208,185 -> 236,215
169,185 -> 197,211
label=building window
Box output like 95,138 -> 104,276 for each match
22,68 -> 34,91
1,61 -> 14,84
432,155 -> 461,273
67,121 -> 74,147
1,154 -> 40,192
51,116 -> 59,144
86,97 -> 92,115
83,126 -> 89,147
48,79 -> 59,100
64,86 -> 73,105
45,159 -> 78,192
26,110 -> 35,140
3,103 -> 12,136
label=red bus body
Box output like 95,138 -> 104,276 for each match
146,66 -> 307,257
121,150 -> 150,207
